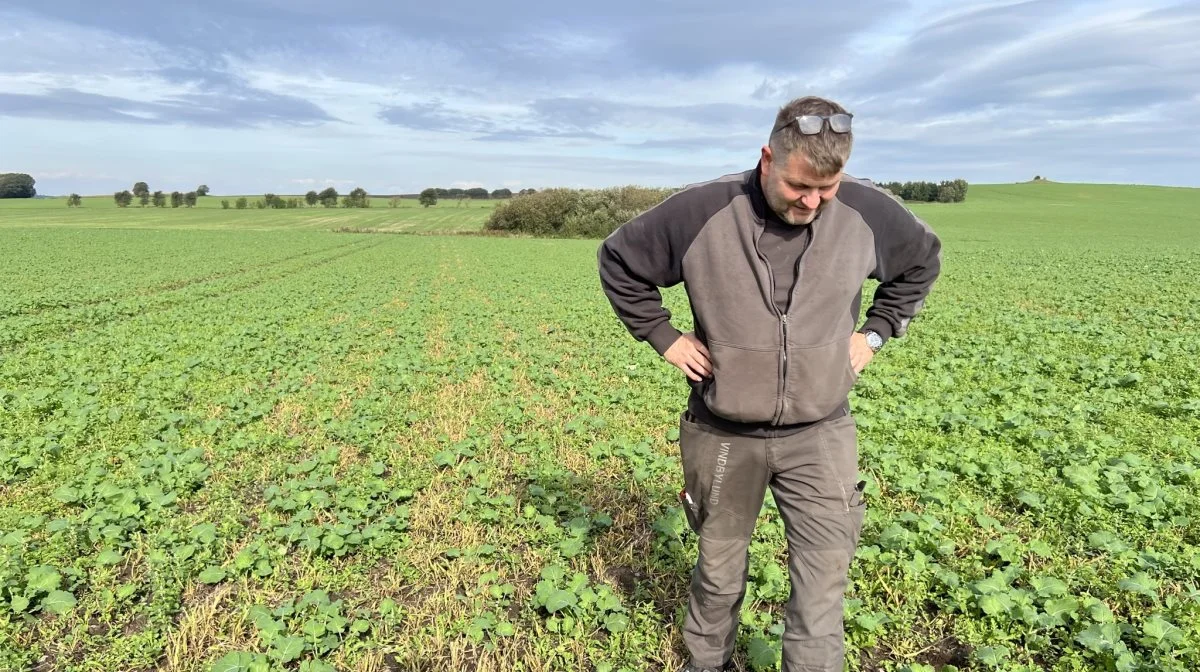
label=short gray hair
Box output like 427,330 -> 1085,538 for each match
768,96 -> 853,176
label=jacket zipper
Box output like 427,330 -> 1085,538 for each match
753,235 -> 788,425
776,229 -> 814,424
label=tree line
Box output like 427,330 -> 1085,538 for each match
94,182 -> 210,208
875,179 -> 968,203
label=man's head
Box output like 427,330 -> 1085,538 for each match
760,96 -> 854,225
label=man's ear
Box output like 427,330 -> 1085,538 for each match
760,145 -> 772,175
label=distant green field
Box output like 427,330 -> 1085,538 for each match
1,182 -> 1199,672
0,196 -> 497,233
2,182 -> 1197,240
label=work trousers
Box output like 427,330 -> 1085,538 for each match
678,411 -> 866,671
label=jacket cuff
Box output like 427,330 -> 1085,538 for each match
860,317 -> 894,344
647,322 -> 683,356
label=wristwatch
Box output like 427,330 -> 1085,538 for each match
863,330 -> 884,353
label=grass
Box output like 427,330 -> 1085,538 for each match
0,182 -> 1198,672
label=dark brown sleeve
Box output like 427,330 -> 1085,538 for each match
839,181 -> 943,343
597,182 -> 732,355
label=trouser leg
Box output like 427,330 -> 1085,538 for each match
767,414 -> 866,672
678,412 -> 770,669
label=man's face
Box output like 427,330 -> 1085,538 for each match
760,146 -> 842,225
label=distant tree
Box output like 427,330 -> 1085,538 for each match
113,190 -> 133,207
318,187 -> 338,207
184,191 -> 198,207
490,188 -> 512,199
419,188 -> 437,208
517,188 -> 537,196
0,173 -> 36,198
67,193 -> 82,207
152,190 -> 166,207
196,184 -> 210,196
435,188 -> 450,199
1034,175 -> 1042,181
389,196 -> 401,208
221,199 -> 231,209
235,197 -> 248,209
170,191 -> 184,208
132,182 -> 150,205
464,187 -> 489,199
305,190 -> 318,207
263,193 -> 281,208
343,187 -> 369,208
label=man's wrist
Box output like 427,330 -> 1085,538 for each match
859,317 -> 893,346
863,330 -> 884,353
647,322 -> 683,356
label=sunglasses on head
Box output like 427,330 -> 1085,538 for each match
773,113 -> 853,135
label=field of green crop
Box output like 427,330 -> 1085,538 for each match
0,196 -> 496,233
1,183 -> 1198,672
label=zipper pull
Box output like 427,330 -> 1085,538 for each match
781,314 -> 788,324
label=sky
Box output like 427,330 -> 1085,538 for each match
1,0 -> 1197,195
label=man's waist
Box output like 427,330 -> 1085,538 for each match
685,389 -> 849,438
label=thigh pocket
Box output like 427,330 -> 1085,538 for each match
678,414 -> 764,538
815,414 -> 861,512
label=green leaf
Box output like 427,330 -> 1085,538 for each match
209,652 -> 264,672
303,618 -> 327,638
978,593 -> 1011,616
603,613 -> 629,633
973,572 -> 1009,595
1043,597 -> 1078,624
1030,575 -> 1069,597
746,637 -> 778,671
198,566 -> 227,584
41,590 -> 76,615
96,549 -> 123,566
1141,614 -> 1183,647
270,636 -> 306,663
543,589 -> 577,614
540,564 -> 567,582
494,621 -> 515,636
26,565 -> 62,593
1028,539 -> 1054,557
1088,601 -> 1116,623
975,646 -> 1010,667
1118,572 -> 1157,597
10,594 -> 30,613
1077,623 -> 1121,652
853,611 -> 888,632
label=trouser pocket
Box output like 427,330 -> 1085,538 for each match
677,412 -> 769,539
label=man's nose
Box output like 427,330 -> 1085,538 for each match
800,191 -> 820,209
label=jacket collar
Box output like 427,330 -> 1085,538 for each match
746,160 -> 774,225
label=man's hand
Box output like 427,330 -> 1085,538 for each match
849,332 -> 876,374
664,332 -> 712,382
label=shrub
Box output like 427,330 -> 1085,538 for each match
485,186 -> 677,238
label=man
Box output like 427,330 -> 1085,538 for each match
596,96 -> 941,672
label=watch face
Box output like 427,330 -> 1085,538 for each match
866,332 -> 883,350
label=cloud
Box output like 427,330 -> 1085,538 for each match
2,1 -> 1198,191
377,101 -> 495,133
0,85 -> 337,128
